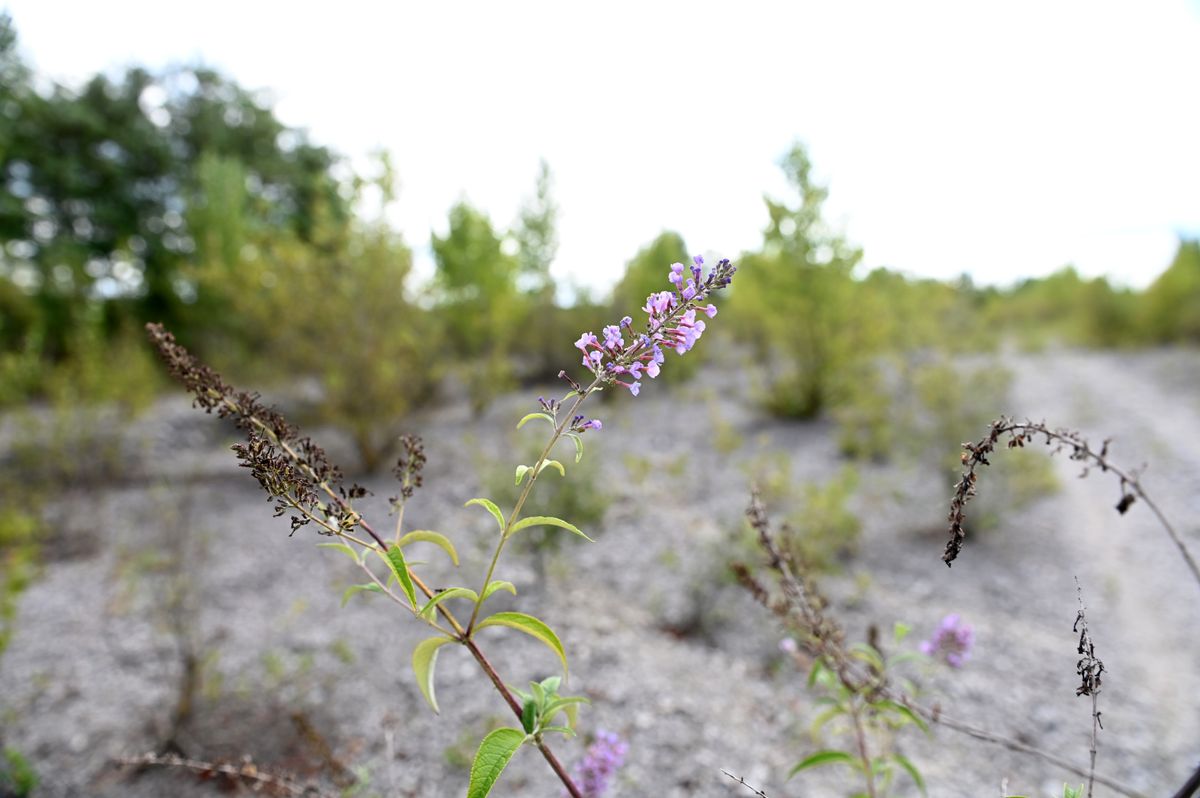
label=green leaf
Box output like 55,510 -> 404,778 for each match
481,580 -> 517,604
873,700 -> 930,734
317,542 -> 360,564
808,705 -> 843,740
379,545 -> 417,607
520,698 -> 537,733
849,642 -> 885,672
543,695 -> 589,727
467,728 -> 526,798
397,530 -> 460,567
539,675 -> 562,695
788,750 -> 860,779
466,498 -> 506,532
411,636 -> 456,714
540,725 -> 575,737
565,432 -> 584,464
419,587 -> 480,619
507,515 -> 594,542
538,459 -> 566,478
807,657 -> 829,689
517,412 -> 555,430
340,582 -> 384,607
893,621 -> 911,643
890,753 -> 926,796
476,611 -> 568,676
515,465 -> 530,486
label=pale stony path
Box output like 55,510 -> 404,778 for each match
1,347 -> 1198,797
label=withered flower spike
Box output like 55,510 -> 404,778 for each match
147,323 -> 361,539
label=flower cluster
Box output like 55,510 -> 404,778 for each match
920,613 -> 974,668
570,729 -> 628,798
574,255 -> 736,397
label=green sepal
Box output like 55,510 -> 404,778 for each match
517,412 -> 555,430
466,498 -> 506,532
397,530 -> 460,567
788,750 -> 861,779
564,432 -> 584,463
340,582 -> 384,607
317,542 -> 360,564
411,635 -> 457,714
538,459 -> 566,477
379,545 -> 417,608
467,728 -> 526,798
476,611 -> 568,676
507,515 -> 593,542
515,465 -> 530,486
419,587 -> 480,619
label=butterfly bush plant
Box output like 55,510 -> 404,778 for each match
144,256 -> 735,798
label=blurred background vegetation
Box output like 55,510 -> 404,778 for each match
1,8 -> 1198,467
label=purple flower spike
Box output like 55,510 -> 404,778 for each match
570,255 -> 735,395
570,730 -> 628,798
920,613 -> 974,668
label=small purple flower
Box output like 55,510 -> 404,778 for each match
668,262 -> 685,287
570,730 -> 628,798
920,614 -> 974,668
578,419 -> 602,432
703,303 -> 718,319
575,332 -> 597,353
602,325 -> 624,351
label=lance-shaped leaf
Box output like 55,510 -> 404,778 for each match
564,431 -> 584,463
340,582 -> 384,607
466,498 -> 506,532
397,529 -> 460,566
515,465 -> 530,486
379,545 -> 417,608
889,753 -> 927,796
412,635 -> 457,714
517,412 -> 555,430
317,542 -> 361,564
507,515 -> 593,542
788,750 -> 861,779
480,580 -> 517,605
537,459 -> 565,477
419,587 -> 480,619
467,728 -> 526,798
476,611 -> 568,676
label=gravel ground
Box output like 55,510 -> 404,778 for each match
2,347 -> 1198,798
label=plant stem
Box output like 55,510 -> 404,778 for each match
466,379 -> 601,633
849,700 -> 878,798
1087,690 -> 1099,798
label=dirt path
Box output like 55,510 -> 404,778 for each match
1008,348 -> 1200,787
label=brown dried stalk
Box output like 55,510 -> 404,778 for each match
116,752 -> 335,797
944,418 -> 1200,597
737,493 -> 1146,798
722,768 -> 772,797
145,324 -> 584,798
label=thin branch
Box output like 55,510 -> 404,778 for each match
116,752 -> 336,798
722,768 -> 771,797
945,418 -> 1200,598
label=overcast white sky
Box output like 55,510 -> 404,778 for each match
6,1 -> 1200,293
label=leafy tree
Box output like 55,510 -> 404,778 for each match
1141,239 -> 1200,343
513,158 -> 558,298
0,13 -> 345,358
732,144 -> 874,418
432,200 -> 522,412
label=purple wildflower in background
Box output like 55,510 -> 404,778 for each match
570,729 -> 628,798
920,613 -> 975,668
